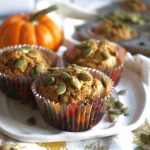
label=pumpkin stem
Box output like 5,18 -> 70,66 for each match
30,5 -> 58,22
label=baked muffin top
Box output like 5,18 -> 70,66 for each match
121,0 -> 148,13
65,39 -> 120,71
92,21 -> 137,40
38,65 -> 111,105
0,46 -> 51,77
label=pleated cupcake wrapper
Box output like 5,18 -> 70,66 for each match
0,74 -> 34,103
105,44 -> 126,85
32,68 -> 114,132
64,41 -> 126,86
0,44 -> 63,103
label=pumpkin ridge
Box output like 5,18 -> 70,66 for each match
0,21 -> 25,47
19,22 -> 37,45
35,24 -> 54,49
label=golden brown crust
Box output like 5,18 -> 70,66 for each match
65,40 -> 120,71
92,22 -> 137,40
0,47 -> 51,77
38,65 -> 108,105
121,0 -> 148,12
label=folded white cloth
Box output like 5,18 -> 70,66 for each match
125,53 -> 150,88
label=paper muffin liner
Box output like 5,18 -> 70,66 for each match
63,41 -> 126,86
104,45 -> 126,85
0,44 -> 63,103
31,67 -> 114,132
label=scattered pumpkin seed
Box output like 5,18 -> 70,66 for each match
60,71 -> 71,81
83,48 -> 93,58
70,76 -> 81,89
107,103 -> 113,110
140,133 -> 149,144
117,89 -> 127,95
42,75 -> 55,86
108,114 -> 118,123
78,72 -> 92,81
101,77 -> 107,87
108,110 -> 121,115
26,117 -> 36,126
100,51 -> 110,59
35,64 -> 45,74
27,50 -> 38,58
121,107 -> 129,115
115,101 -> 124,109
15,59 -> 27,69
57,82 -> 66,95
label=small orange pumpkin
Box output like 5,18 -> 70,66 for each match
0,5 -> 63,51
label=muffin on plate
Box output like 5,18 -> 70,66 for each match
92,21 -> 137,41
31,65 -> 113,131
64,39 -> 126,85
120,0 -> 149,13
0,45 -> 62,103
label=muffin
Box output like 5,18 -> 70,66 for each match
92,21 -> 137,41
0,45 -> 62,103
64,39 -> 126,85
120,0 -> 149,13
31,65 -> 113,131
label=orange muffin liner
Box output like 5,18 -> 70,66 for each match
0,45 -> 63,103
31,68 -> 114,132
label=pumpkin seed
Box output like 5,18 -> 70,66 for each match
42,75 -> 55,86
83,48 -> 93,58
70,64 -> 84,71
27,50 -> 38,58
100,51 -> 110,59
108,114 -> 118,123
21,46 -> 31,53
107,103 -> 113,110
15,59 -> 27,69
140,133 -> 149,144
35,64 -> 45,74
115,101 -> 124,109
57,82 -> 66,95
121,107 -> 129,115
26,117 -> 36,126
78,72 -> 92,81
117,89 -> 127,95
101,77 -> 107,87
70,76 -> 81,89
108,110 -> 121,115
60,71 -> 71,81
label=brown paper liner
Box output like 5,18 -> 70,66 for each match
32,68 -> 114,132
63,41 -> 126,86
0,44 -> 63,103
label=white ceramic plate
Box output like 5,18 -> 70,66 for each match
0,68 -> 148,142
